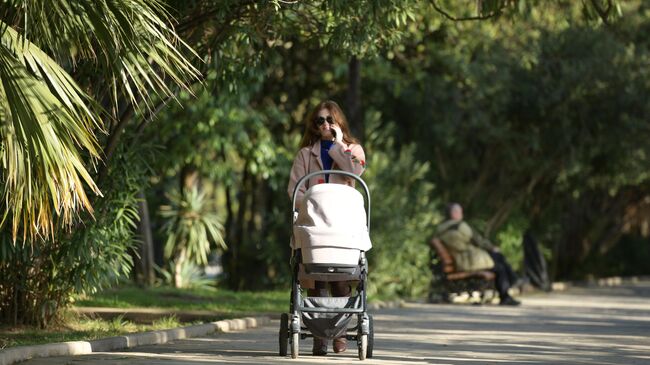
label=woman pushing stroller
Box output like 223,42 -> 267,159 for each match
287,100 -> 367,356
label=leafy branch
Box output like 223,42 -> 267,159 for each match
429,0 -> 511,21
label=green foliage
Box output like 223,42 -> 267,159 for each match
142,0 -> 650,292
363,112 -> 438,298
495,218 -> 527,272
429,0 -> 624,24
573,235 -> 650,279
75,285 -> 287,314
160,187 -> 225,288
362,0 -> 650,280
152,315 -> 182,329
107,314 -> 129,332
148,88 -> 288,184
154,261 -> 215,291
0,0 -> 199,239
2,0 -> 644,327
145,85 -> 293,289
2,0 -> 433,326
0,23 -> 102,239
0,312 -> 188,349
0,142 -> 148,326
161,187 -> 226,265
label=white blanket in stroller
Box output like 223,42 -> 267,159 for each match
293,183 -> 372,265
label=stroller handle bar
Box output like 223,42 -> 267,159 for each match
291,170 -> 371,232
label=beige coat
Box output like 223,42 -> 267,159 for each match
287,140 -> 366,206
287,140 -> 366,289
435,219 -> 495,272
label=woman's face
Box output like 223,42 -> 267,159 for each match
315,108 -> 337,139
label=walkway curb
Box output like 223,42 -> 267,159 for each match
0,316 -> 270,365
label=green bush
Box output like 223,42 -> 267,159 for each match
160,187 -> 226,288
154,260 -> 216,290
0,145 -> 147,327
494,218 -> 527,272
363,113 -> 439,299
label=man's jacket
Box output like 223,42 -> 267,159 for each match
435,219 -> 494,272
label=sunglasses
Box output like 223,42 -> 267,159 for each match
314,116 -> 335,126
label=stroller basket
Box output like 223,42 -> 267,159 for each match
304,264 -> 360,275
299,263 -> 364,282
302,296 -> 362,339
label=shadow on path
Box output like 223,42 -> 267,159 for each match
19,283 -> 650,365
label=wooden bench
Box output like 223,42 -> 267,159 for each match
429,238 -> 496,303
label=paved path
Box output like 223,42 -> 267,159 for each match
21,283 -> 650,364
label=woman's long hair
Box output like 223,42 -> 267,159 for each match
299,100 -> 359,148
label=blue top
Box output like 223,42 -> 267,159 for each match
320,140 -> 334,182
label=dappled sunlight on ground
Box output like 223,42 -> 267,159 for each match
19,283 -> 650,364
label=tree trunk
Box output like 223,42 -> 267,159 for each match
233,167 -> 251,289
174,248 -> 187,288
136,190 -> 156,286
223,162 -> 250,290
180,164 -> 201,194
347,56 -> 363,141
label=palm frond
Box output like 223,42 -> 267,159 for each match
0,24 -> 102,240
160,188 -> 226,267
0,0 -> 201,239
16,0 -> 201,113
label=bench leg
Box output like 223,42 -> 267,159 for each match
428,288 -> 451,303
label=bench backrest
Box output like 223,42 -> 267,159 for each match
430,238 -> 456,274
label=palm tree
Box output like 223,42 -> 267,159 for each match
160,187 -> 226,288
0,0 -> 200,240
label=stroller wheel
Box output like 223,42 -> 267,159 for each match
367,314 -> 374,358
291,332 -> 300,359
358,334 -> 368,360
279,313 -> 288,356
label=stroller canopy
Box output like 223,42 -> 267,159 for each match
293,183 -> 371,252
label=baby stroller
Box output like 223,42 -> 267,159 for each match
279,170 -> 374,360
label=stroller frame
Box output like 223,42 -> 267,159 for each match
279,170 -> 374,360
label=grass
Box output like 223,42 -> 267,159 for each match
0,313 -> 193,349
1,285 -> 392,349
74,285 -> 390,312
74,285 -> 288,314
1,285 -> 288,349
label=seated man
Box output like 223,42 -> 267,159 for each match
431,203 -> 521,306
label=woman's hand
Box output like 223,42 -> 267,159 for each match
331,125 -> 343,143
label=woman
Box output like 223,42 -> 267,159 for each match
287,100 -> 366,356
